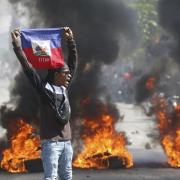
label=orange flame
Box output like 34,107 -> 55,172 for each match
154,97 -> 180,167
162,130 -> 180,167
0,119 -> 40,173
73,113 -> 133,169
145,77 -> 156,90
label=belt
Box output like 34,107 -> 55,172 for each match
41,139 -> 70,144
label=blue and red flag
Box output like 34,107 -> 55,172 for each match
21,28 -> 64,69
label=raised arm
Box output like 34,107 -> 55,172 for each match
11,29 -> 44,93
64,27 -> 78,79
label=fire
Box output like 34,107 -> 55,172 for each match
0,119 -> 40,173
162,130 -> 180,167
73,110 -> 133,169
145,76 -> 156,90
153,96 -> 180,167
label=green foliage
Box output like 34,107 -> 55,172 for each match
128,0 -> 160,44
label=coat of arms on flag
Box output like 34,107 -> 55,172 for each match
31,40 -> 51,57
21,28 -> 64,69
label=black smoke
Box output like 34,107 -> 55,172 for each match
158,0 -> 180,63
0,0 -> 138,153
135,59 -> 168,103
158,0 -> 180,97
135,0 -> 180,104
31,0 -> 137,117
5,0 -> 137,119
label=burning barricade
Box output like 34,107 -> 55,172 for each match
0,98 -> 133,173
73,99 -> 133,169
0,119 -> 40,173
144,93 -> 180,168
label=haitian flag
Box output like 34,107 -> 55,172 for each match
21,28 -> 64,69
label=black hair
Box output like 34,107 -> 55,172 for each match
45,69 -> 56,83
45,63 -> 69,83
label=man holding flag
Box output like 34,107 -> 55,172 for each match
11,27 -> 78,180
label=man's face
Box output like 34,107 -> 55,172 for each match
54,70 -> 71,87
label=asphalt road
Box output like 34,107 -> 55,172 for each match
0,168 -> 180,180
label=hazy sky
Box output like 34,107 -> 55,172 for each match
0,0 -> 12,34
0,1 -> 12,105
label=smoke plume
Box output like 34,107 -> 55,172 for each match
135,0 -> 180,103
2,0 -> 137,144
158,0 -> 180,64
